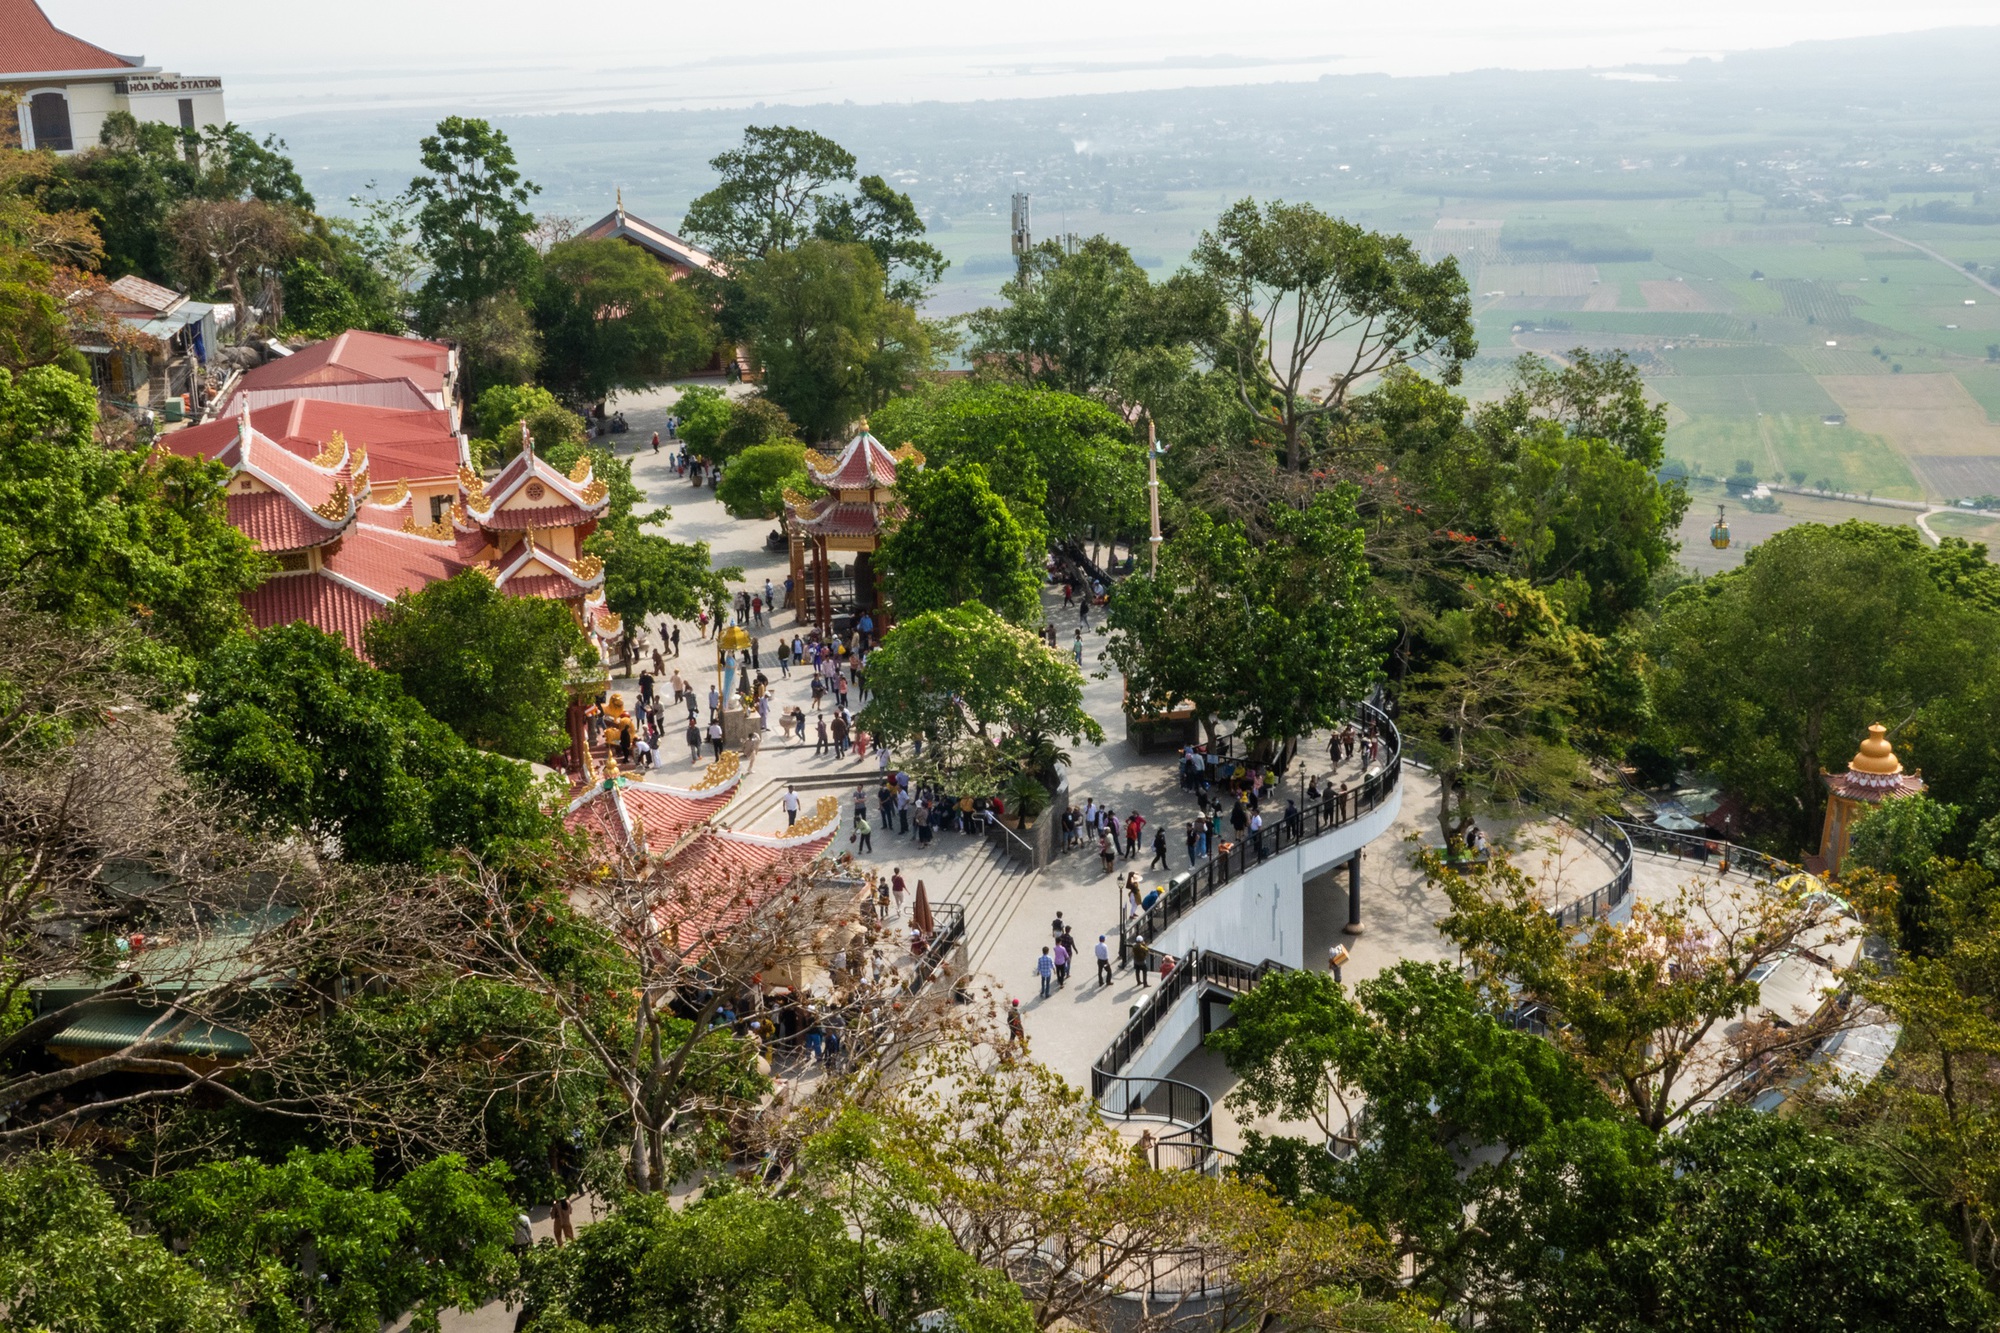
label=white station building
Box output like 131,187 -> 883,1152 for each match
3,0 -> 227,155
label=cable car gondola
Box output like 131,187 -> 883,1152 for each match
1709,504 -> 1731,550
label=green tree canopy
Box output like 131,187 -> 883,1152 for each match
1194,198 -> 1475,471
738,238 -> 933,440
681,125 -> 945,305
963,235 -> 1224,398
182,624 -> 560,865
531,236 -> 718,405
364,570 -> 593,761
586,515 -> 739,659
857,603 -> 1105,758
1652,522 -> 2000,851
715,439 -> 810,519
671,383 -> 735,459
0,1153 -> 242,1333
143,1148 -> 517,1333
870,381 -> 1147,545
1105,485 -> 1390,755
0,365 -> 264,684
517,1184 -> 1034,1333
878,462 -> 1041,624
408,116 -> 539,318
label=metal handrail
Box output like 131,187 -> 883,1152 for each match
1609,818 -> 1799,882
909,900 -> 965,990
1119,702 -> 1402,963
1549,816 -> 1637,928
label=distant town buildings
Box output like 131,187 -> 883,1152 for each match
2,0 -> 227,155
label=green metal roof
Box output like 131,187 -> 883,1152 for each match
46,1001 -> 254,1060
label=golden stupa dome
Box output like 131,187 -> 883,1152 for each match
1848,724 -> 1903,777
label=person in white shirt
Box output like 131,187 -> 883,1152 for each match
782,785 -> 801,826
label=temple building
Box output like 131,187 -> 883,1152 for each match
167,393 -> 618,660
783,428 -> 922,638
1812,723 -> 1925,874
563,755 -> 845,954
578,194 -> 719,280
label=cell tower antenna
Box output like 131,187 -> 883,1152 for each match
1010,192 -> 1032,281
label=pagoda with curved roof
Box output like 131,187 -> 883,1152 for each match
1813,723 -> 1926,873
782,427 -> 922,638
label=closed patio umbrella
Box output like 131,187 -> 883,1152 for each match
911,881 -> 935,940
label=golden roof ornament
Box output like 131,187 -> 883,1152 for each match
311,432 -> 346,469
376,478 -> 410,506
403,515 -> 453,541
573,554 -> 605,580
581,479 -> 608,506
1847,725 -> 1904,781
312,482 -> 352,522
568,455 -> 593,484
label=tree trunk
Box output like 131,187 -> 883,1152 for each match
629,1119 -> 652,1192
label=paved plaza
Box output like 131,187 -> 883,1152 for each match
590,385 -> 1635,1096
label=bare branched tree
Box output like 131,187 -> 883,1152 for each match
0,601 -> 451,1147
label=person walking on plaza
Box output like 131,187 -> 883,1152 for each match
1096,935 -> 1113,986
1151,825 -> 1169,870
551,1194 -> 575,1246
1250,809 -> 1266,859
708,719 -> 724,759
1131,935 -> 1151,987
670,624 -> 680,657
892,870 -> 906,917
1052,939 -> 1070,988
685,719 -> 703,765
1098,827 -> 1116,876
1036,947 -> 1055,999
1185,821 -> 1199,866
1008,999 -> 1026,1049
783,784 -> 800,826
831,713 -> 850,758
854,813 -> 873,853
1125,811 -> 1144,861
815,713 -> 831,755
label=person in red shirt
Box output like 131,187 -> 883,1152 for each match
1125,811 -> 1145,860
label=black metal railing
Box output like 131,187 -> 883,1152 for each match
1088,948 -> 1291,1179
909,900 -> 965,991
1118,702 -> 1401,963
1610,819 -> 1799,883
1550,816 -> 1637,928
1091,950 -> 1286,1097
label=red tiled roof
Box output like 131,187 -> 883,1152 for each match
480,445 -> 604,519
242,574 -> 385,657
652,828 -> 837,953
0,0 -> 136,75
227,492 -> 342,552
791,498 -> 896,537
808,431 -> 903,490
577,207 -> 718,275
564,777 -> 741,857
321,523 -> 472,602
171,400 -> 461,484
239,331 -> 451,398
479,502 -> 599,531
496,574 -> 583,600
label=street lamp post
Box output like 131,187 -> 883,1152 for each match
1145,417 -> 1165,577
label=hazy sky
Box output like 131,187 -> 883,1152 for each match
48,0 -> 2000,119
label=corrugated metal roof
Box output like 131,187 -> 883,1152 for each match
46,1000 -> 252,1060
